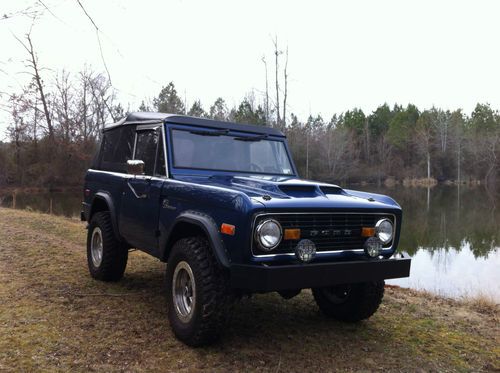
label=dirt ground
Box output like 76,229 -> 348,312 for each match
0,208 -> 498,372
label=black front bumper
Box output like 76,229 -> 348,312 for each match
230,253 -> 411,292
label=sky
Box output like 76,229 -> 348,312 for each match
2,0 -> 500,139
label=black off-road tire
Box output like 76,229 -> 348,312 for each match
312,281 -> 385,322
87,211 -> 128,281
166,237 -> 233,347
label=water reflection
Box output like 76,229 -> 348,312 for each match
389,244 -> 500,300
359,185 -> 500,300
0,190 -> 82,218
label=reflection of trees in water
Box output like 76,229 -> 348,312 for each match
0,191 -> 81,217
388,185 -> 500,258
433,244 -> 452,274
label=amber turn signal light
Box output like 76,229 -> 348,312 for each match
284,228 -> 301,240
221,223 -> 236,236
361,227 -> 376,237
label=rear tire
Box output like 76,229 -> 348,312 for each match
312,281 -> 385,322
166,237 -> 233,346
87,211 -> 128,281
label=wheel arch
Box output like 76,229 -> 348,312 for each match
89,192 -> 121,241
161,211 -> 230,268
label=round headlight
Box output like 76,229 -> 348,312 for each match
375,218 -> 394,244
255,219 -> 282,251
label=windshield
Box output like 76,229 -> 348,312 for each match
171,129 -> 294,175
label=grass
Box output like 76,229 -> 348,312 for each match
0,207 -> 498,372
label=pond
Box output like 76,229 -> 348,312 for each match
359,184 -> 500,302
1,184 -> 499,301
0,189 -> 82,218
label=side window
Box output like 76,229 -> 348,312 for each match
100,130 -> 120,164
155,132 -> 166,176
134,130 -> 159,176
90,139 -> 102,169
114,126 -> 135,168
100,126 -> 135,173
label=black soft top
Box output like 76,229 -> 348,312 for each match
104,112 -> 285,137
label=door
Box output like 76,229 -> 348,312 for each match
119,126 -> 166,254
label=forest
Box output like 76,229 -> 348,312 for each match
0,47 -> 499,188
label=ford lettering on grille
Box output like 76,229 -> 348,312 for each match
309,229 -> 355,237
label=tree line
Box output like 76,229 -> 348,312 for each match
1,74 -> 500,188
0,73 -> 499,188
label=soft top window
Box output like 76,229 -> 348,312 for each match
99,126 -> 135,173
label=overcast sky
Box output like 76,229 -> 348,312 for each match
2,0 -> 500,139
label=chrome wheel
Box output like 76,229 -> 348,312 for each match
172,261 -> 196,323
90,227 -> 103,267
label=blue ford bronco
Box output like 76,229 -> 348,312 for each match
81,112 -> 411,346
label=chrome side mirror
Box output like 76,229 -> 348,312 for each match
127,160 -> 145,175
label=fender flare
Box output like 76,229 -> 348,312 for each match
163,211 -> 230,268
90,192 -> 122,241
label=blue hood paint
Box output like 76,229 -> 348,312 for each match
173,174 -> 401,212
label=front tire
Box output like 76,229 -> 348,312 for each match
312,281 -> 385,322
166,237 -> 233,346
87,211 -> 128,281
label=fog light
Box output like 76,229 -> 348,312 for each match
364,237 -> 382,258
295,239 -> 316,263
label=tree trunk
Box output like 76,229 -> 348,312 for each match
364,117 -> 370,162
282,46 -> 288,129
262,57 -> 269,126
306,130 -> 309,179
427,151 -> 431,180
273,36 -> 281,126
33,98 -> 38,157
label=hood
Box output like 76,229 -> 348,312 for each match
173,174 -> 401,211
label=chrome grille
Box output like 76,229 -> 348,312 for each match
252,213 -> 395,256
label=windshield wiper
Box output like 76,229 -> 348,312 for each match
189,129 -> 229,136
234,134 -> 268,141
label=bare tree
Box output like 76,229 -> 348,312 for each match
55,70 -> 74,142
78,69 -> 91,142
87,72 -> 117,128
261,56 -> 269,125
433,109 -> 449,153
282,46 -> 289,128
324,126 -> 343,178
364,117 -> 370,162
272,36 -> 281,126
7,93 -> 30,178
376,135 -> 392,184
416,113 -> 434,180
14,29 -> 54,141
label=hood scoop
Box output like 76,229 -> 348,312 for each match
278,185 -> 320,197
319,186 -> 343,195
277,184 -> 345,198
